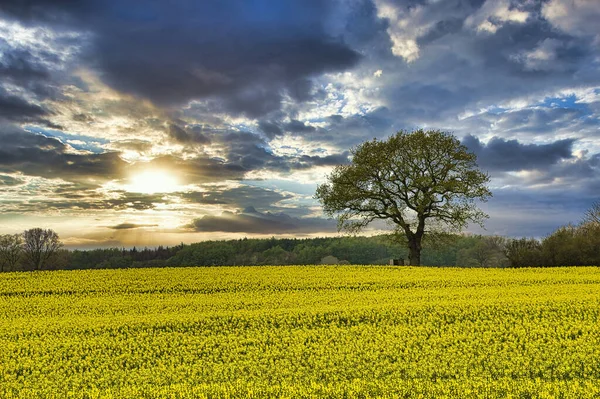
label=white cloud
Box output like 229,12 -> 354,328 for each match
373,0 -> 437,62
0,18 -> 85,68
543,0 -> 600,37
464,0 -> 529,34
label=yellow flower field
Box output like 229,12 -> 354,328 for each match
1,266 -> 599,398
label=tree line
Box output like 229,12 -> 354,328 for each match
0,228 -> 63,272
0,232 -> 506,271
504,202 -> 600,267
0,202 -> 598,271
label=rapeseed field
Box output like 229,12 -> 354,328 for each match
1,266 -> 599,398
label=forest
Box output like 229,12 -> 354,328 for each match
2,214 -> 599,271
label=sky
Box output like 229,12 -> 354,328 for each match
0,0 -> 599,248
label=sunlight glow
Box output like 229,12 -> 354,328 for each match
127,170 -> 181,194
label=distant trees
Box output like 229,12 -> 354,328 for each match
457,236 -> 507,267
22,228 -> 63,270
503,202 -> 600,267
0,228 -> 63,271
0,234 -> 23,272
504,238 -> 542,268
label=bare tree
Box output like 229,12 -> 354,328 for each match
583,201 -> 600,225
22,228 -> 62,270
0,234 -> 23,272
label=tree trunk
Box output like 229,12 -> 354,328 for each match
407,238 -> 422,266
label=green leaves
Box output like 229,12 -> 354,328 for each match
316,129 -> 492,264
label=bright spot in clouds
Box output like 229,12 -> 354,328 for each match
127,170 -> 181,194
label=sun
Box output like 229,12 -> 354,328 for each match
127,170 -> 181,194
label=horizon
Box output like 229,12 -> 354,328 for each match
1,0 -> 599,248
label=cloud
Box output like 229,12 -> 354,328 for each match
0,174 -> 24,186
542,0 -> 600,38
109,223 -> 158,230
464,0 -> 529,34
182,185 -> 293,209
188,206 -> 337,234
0,127 -> 126,182
0,89 -> 47,122
1,0 -> 360,117
167,124 -> 210,144
462,135 -> 575,172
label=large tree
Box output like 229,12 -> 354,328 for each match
22,228 -> 62,270
315,129 -> 492,265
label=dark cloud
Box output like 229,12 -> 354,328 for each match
284,120 -> 316,133
258,119 -> 316,138
258,120 -> 283,139
0,48 -> 50,83
363,1 -> 600,128
0,189 -> 169,213
463,135 -> 575,172
109,140 -> 154,153
0,128 -> 126,182
0,174 -> 24,186
188,206 -> 337,234
182,185 -> 292,209
0,89 -> 47,122
214,130 -> 351,174
109,223 -> 158,230
2,0 -> 360,117
167,124 -> 210,144
72,113 -> 93,122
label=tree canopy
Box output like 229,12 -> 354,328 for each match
315,129 -> 492,265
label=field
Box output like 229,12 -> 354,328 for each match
1,266 -> 600,398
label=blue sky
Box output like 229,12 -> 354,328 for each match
0,0 -> 599,247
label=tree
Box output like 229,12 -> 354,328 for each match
504,238 -> 542,267
456,235 -> 508,267
0,234 -> 23,272
583,201 -> 600,225
22,228 -> 62,270
315,129 -> 491,265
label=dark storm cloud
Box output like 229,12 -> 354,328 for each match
0,48 -> 49,83
0,91 -> 47,122
462,135 -> 575,172
109,223 -> 158,230
1,0 -> 360,117
0,128 -> 126,182
167,124 -> 210,145
284,120 -> 317,133
182,185 -> 292,209
257,119 -> 316,138
188,206 -> 337,234
0,34 -> 68,126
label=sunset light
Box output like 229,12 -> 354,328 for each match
127,170 -> 181,194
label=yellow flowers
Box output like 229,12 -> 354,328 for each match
1,266 -> 600,398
